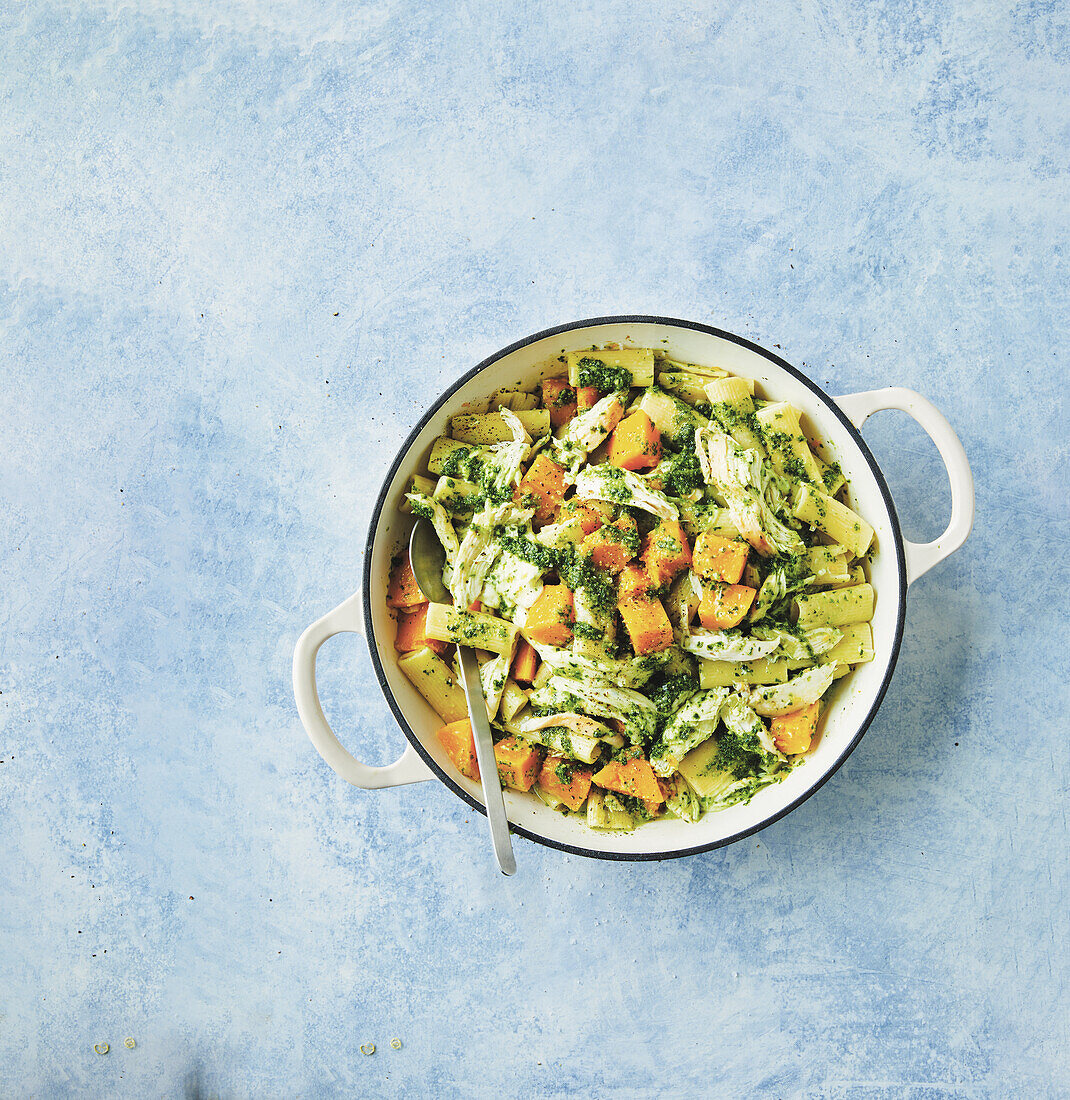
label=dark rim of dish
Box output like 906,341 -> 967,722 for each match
360,315 -> 908,861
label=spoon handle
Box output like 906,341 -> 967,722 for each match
456,646 -> 517,876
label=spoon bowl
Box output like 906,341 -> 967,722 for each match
408,516 -> 448,603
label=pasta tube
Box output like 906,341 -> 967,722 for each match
792,483 -> 874,558
794,583 -> 874,630
449,409 -> 549,444
424,604 -> 518,655
566,348 -> 655,389
755,402 -> 824,485
397,647 -> 467,723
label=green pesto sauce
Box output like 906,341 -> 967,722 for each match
613,792 -> 657,820
667,408 -> 699,451
661,446 -> 702,496
593,462 -> 630,502
709,729 -> 762,779
440,445 -> 511,505
440,445 -> 477,480
649,672 -> 697,727
762,427 -> 793,449
571,621 -> 604,641
599,519 -> 641,556
454,620 -> 483,643
539,725 -> 577,757
712,401 -> 761,439
576,356 -> 631,393
496,534 -> 558,573
560,551 -> 618,617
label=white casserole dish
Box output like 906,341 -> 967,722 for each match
294,317 -> 974,860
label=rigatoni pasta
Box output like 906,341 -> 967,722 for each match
387,346 -> 878,832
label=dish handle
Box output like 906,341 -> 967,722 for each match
293,590 -> 435,788
835,388 -> 975,586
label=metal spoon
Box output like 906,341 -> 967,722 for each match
408,518 -> 517,876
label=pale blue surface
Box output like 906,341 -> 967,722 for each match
1,1 -> 1068,1096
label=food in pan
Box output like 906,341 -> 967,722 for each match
388,346 -> 876,831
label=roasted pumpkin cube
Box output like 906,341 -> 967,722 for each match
394,603 -> 447,656
511,638 -> 539,684
436,718 -> 479,781
537,754 -> 594,810
618,562 -> 652,605
494,735 -> 542,792
541,377 -> 577,428
557,498 -> 606,536
617,574 -> 674,656
515,453 -> 567,525
771,702 -> 821,755
642,519 -> 692,588
576,385 -> 600,411
524,584 -> 575,647
386,554 -> 425,609
608,410 -> 662,472
698,583 -> 757,630
592,756 -> 664,805
580,514 -> 639,573
692,530 -> 750,584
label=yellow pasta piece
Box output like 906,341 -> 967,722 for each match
794,583 -> 874,629
427,436 -> 478,476
792,483 -> 874,558
755,402 -> 824,484
566,347 -> 655,389
825,622 -> 875,665
704,377 -> 763,450
397,647 -> 467,723
698,658 -> 789,688
399,474 -> 436,511
449,408 -> 549,443
424,603 -> 517,655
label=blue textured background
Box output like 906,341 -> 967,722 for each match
2,1 -> 1067,1096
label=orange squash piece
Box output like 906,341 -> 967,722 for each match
524,584 -> 574,647
617,569 -> 673,656
537,754 -> 595,810
698,583 -> 757,630
511,638 -> 539,685
771,702 -> 821,755
576,385 -> 600,411
618,596 -> 673,655
386,554 -> 425,609
692,531 -> 750,584
608,410 -> 662,472
593,756 -> 664,805
580,514 -> 638,573
618,562 -> 652,605
515,453 -> 567,525
394,603 -> 447,656
494,735 -> 543,792
557,499 -> 605,536
642,519 -> 692,588
541,377 -> 577,428
436,719 -> 479,781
